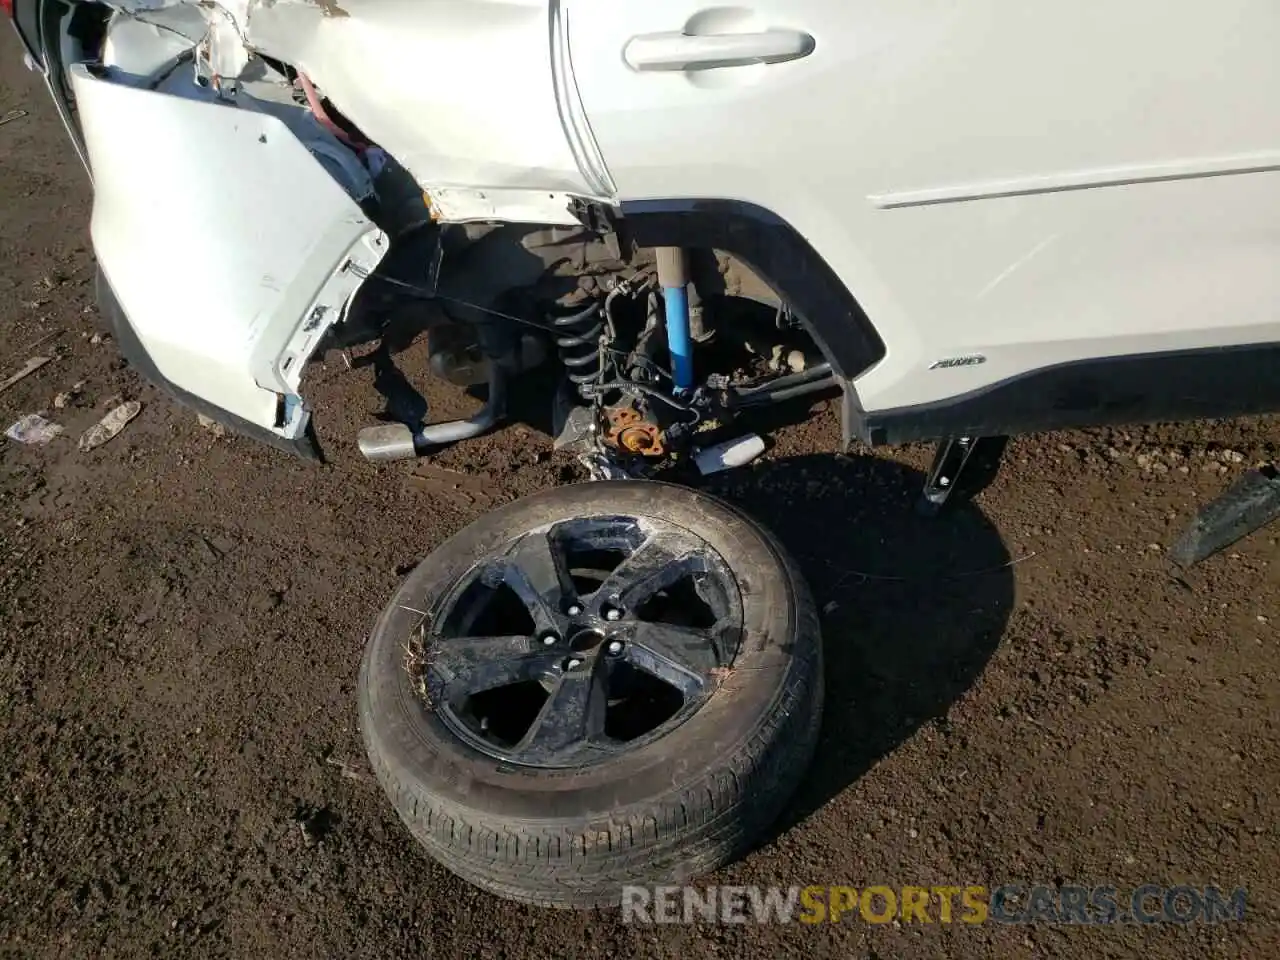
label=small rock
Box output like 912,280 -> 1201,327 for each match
251,588 -> 285,612
1148,543 -> 1162,552
89,332 -> 103,346
1223,449 -> 1245,463
908,828 -> 919,839
196,413 -> 226,438
1257,615 -> 1269,624
134,579 -> 173,626
194,537 -> 221,563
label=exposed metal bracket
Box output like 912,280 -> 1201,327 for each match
917,435 -> 1010,516
918,436 -> 981,516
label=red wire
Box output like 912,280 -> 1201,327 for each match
296,71 -> 369,152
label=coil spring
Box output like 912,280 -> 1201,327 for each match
552,301 -> 605,392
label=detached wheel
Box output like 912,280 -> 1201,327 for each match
359,481 -> 822,907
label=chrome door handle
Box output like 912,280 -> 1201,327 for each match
623,29 -> 815,72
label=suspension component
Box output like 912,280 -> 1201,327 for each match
604,405 -> 665,456
655,247 -> 694,391
552,301 -> 605,395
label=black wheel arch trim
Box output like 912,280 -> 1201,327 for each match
617,199 -> 887,383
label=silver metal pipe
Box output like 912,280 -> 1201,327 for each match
357,359 -> 506,461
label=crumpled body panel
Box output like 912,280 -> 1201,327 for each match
71,63 -> 387,437
63,0 -> 613,441
104,0 -> 614,224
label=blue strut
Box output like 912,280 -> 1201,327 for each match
656,247 -> 694,390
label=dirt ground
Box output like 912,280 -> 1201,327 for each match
2,30 -> 1278,959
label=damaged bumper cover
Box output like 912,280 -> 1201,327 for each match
72,62 -> 387,443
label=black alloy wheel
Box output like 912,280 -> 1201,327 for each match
360,482 -> 823,907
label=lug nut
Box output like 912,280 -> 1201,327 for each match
540,633 -> 558,646
567,657 -> 583,669
604,607 -> 623,622
566,604 -> 582,616
606,640 -> 624,656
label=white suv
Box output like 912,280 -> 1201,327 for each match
10,0 -> 1279,907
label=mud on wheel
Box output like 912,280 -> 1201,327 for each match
359,482 -> 823,908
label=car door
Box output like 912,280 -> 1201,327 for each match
567,1 -> 1280,414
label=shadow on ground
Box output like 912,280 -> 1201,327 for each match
702,452 -> 1015,838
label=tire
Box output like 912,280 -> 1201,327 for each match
359,481 -> 823,907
